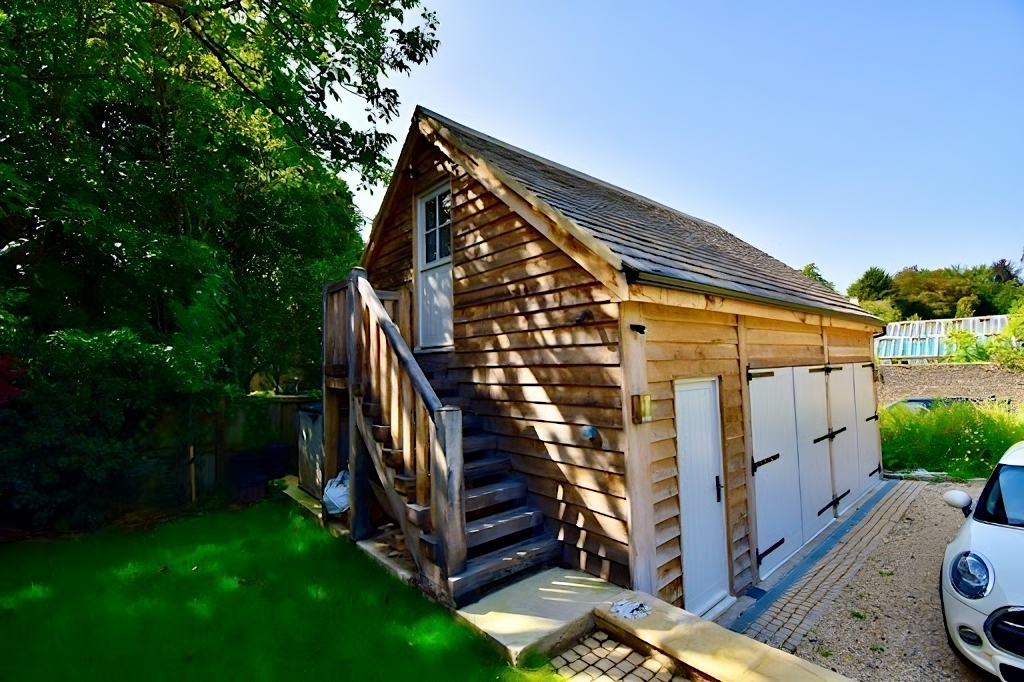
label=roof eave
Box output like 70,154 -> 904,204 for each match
633,271 -> 885,328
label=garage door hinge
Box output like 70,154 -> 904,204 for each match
865,414 -> 879,422
809,364 -> 844,374
869,464 -> 882,477
817,489 -> 851,516
747,369 -> 775,381
756,537 -> 786,566
751,452 -> 780,475
812,426 -> 848,444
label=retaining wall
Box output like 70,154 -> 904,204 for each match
878,362 -> 1024,406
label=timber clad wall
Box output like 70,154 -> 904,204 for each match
450,171 -> 629,586
637,304 -> 874,607
362,132 -> 877,601
365,136 -> 631,586
640,304 -> 748,605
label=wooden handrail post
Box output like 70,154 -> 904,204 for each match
347,268 -> 366,395
432,406 -> 465,577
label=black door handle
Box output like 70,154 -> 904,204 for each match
715,475 -> 723,503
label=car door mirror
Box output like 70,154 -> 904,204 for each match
943,490 -> 973,517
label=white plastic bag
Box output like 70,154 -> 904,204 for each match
322,470 -> 350,515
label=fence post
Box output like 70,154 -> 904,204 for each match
431,406 -> 465,577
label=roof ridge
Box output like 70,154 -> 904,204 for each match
416,106 -> 725,232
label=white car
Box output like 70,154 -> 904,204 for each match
941,441 -> 1024,682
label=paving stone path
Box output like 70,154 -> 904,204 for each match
548,631 -> 685,682
744,480 -> 927,652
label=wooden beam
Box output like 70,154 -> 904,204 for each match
619,301 -> 657,595
736,316 -> 760,584
417,115 -> 630,301
629,284 -> 884,333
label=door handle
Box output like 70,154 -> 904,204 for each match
715,475 -> 723,503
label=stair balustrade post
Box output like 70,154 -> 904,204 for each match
432,406 -> 466,577
346,267 -> 373,541
347,268 -> 366,396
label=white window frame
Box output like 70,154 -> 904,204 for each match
414,181 -> 454,351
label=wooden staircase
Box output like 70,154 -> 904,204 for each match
345,268 -> 559,606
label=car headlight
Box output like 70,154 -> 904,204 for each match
950,551 -> 993,599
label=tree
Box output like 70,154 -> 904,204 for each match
847,266 -> 894,302
0,0 -> 437,526
800,263 -> 837,292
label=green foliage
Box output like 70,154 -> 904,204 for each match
801,263 -> 837,292
880,402 -> 1024,479
0,0 -> 436,526
988,315 -> 1024,374
889,263 -> 1024,320
944,329 -> 990,362
860,299 -> 901,323
848,266 -> 894,302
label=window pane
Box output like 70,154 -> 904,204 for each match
425,229 -> 437,263
439,191 -> 451,226
439,224 -> 451,259
425,197 -> 437,231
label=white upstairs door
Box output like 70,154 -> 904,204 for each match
826,365 -> 862,515
749,367 -> 803,578
793,367 -> 835,541
853,363 -> 883,488
416,184 -> 454,349
675,378 -> 731,617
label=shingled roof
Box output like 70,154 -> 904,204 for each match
417,107 -> 878,324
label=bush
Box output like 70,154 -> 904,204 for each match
881,402 -> 1024,479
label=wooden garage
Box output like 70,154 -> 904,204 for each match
324,107 -> 885,611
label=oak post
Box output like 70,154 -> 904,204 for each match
432,406 -> 465,577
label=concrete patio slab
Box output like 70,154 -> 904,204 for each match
455,567 -> 627,664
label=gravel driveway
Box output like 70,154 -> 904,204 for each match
794,481 -> 992,681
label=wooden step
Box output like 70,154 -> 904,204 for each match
463,453 -> 511,480
394,471 -> 414,496
463,434 -> 498,454
461,413 -> 485,433
449,536 -> 562,602
371,423 -> 391,443
381,447 -> 403,469
465,506 -> 543,548
362,401 -> 382,419
465,478 -> 526,513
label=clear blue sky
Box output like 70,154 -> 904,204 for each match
337,0 -> 1024,292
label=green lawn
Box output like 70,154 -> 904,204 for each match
0,493 -> 552,682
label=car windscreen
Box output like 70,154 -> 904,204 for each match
975,464 -> 1024,528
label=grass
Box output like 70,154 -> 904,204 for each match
881,401 -> 1024,479
0,493 -> 556,682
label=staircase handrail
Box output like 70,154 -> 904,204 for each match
347,267 -> 466,585
352,271 -> 443,413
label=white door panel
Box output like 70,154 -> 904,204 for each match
418,267 -> 453,348
827,364 -> 862,515
854,363 -> 882,487
416,185 -> 453,348
749,367 -> 802,578
793,367 -> 835,540
676,379 -> 731,616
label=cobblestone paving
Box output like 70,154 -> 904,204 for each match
745,480 -> 927,652
548,631 -> 685,682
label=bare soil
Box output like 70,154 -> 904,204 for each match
794,481 -> 994,681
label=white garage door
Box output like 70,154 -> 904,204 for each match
751,362 -> 881,578
749,367 -> 802,578
793,367 -> 834,542
854,363 -> 883,489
